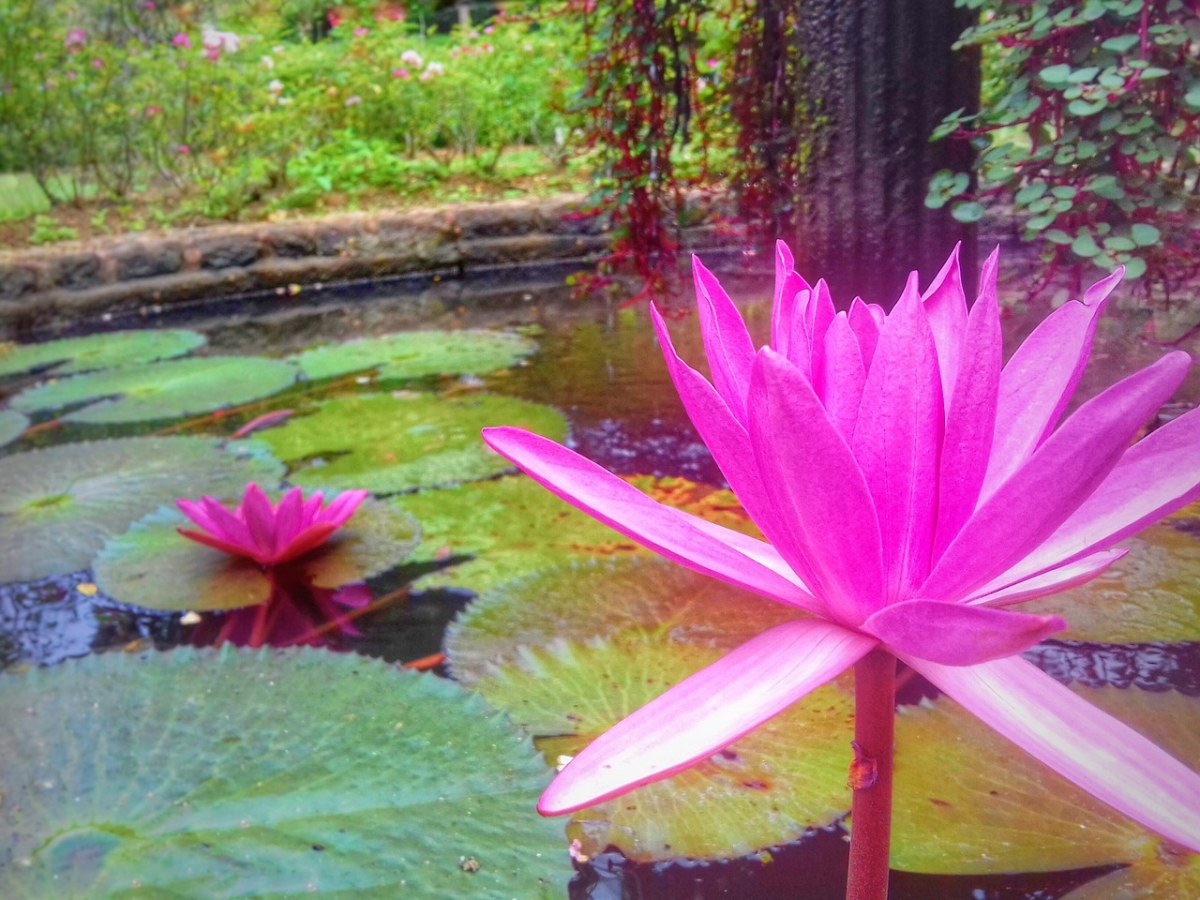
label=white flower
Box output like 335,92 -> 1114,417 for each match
400,49 -> 423,67
268,79 -> 283,94
424,61 -> 445,76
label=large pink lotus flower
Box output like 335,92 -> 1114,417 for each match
176,483 -> 367,566
482,244 -> 1200,852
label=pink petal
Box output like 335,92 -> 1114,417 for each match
987,404 -> 1200,589
693,256 -> 756,423
980,268 -> 1123,500
275,522 -> 339,564
967,549 -> 1127,607
861,600 -> 1064,665
199,496 -> 255,552
481,427 -> 818,610
748,350 -> 885,623
848,298 -> 882,371
239,483 -> 280,560
299,491 -> 326,528
921,243 -> 968,404
771,241 -> 812,358
539,619 -> 876,815
272,489 -> 305,549
921,352 -> 1190,602
320,489 -> 369,527
176,497 -> 226,538
932,247 -> 1002,559
905,654 -> 1200,853
851,275 -> 944,599
819,312 -> 866,438
176,527 -> 260,561
803,279 -> 836,384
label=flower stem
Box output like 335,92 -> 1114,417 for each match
846,648 -> 896,900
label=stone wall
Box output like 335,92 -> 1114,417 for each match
0,193 -> 728,338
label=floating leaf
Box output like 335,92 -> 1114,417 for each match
446,556 -> 798,687
93,498 -> 418,611
259,392 -> 567,494
891,686 -> 1200,875
400,474 -> 757,596
0,329 -> 205,378
481,636 -> 853,862
0,437 -> 283,583
1025,524 -> 1200,642
292,329 -> 537,382
0,409 -> 27,449
11,356 -> 299,424
0,647 -> 566,897
1063,846 -> 1200,899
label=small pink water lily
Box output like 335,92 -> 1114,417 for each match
482,243 -> 1200,853
176,483 -> 368,566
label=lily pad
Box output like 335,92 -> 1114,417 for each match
401,474 -> 758,596
0,409 -> 28,449
0,647 -> 567,897
0,329 -> 205,377
11,356 -> 299,424
94,498 -> 420,612
474,635 -> 854,862
446,555 -> 801,687
258,392 -> 568,494
1026,524 -> 1200,642
891,686 -> 1200,876
0,437 -> 284,583
292,329 -> 537,382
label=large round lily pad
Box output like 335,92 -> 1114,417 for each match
401,474 -> 758,596
258,392 -> 568,494
446,555 -> 802,687
477,635 -> 854,862
0,437 -> 284,583
94,498 -> 420,611
0,647 -> 567,897
11,356 -> 299,424
891,685 -> 1200,877
0,409 -> 27,449
292,329 -> 537,382
0,329 -> 205,377
1026,524 -> 1200,643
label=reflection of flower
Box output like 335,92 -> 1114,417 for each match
188,580 -> 372,649
177,483 -> 367,566
484,243 -> 1200,853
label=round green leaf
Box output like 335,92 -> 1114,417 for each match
479,635 -> 853,862
1104,235 -> 1137,252
399,474 -> 757,597
0,437 -> 284,583
951,201 -> 985,224
1039,63 -> 1071,85
1100,34 -> 1140,53
0,409 -> 28,449
1130,223 -> 1161,246
0,329 -> 205,378
12,356 -> 299,424
292,329 -> 537,382
1025,522 -> 1200,642
1072,230 -> 1102,258
892,686 -> 1200,876
0,647 -> 567,897
94,498 -> 418,611
258,392 -> 568,494
1122,256 -> 1148,279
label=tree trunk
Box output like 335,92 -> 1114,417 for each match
794,0 -> 979,304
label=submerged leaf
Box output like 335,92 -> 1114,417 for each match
0,647 -> 567,897
0,329 -> 205,377
258,392 -> 568,494
11,356 -> 299,424
0,437 -> 284,583
292,329 -> 537,381
891,686 -> 1200,875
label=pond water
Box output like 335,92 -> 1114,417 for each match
1,261 -> 1198,898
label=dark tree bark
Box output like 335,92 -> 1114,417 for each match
794,0 -> 979,304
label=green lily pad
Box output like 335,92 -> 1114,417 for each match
474,636 -> 854,862
1025,523 -> 1200,642
94,498 -> 420,611
292,329 -> 537,382
1063,847 -> 1200,899
258,392 -> 568,494
446,555 -> 801,687
0,647 -> 567,897
400,474 -> 758,596
11,356 -> 299,424
0,409 -> 28,449
0,437 -> 284,583
0,329 -> 205,378
891,686 -> 1200,875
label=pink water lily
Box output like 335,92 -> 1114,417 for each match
176,483 -> 368,566
482,243 -> 1200,856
